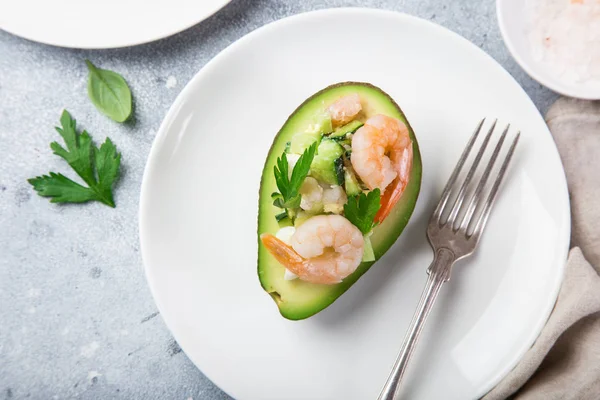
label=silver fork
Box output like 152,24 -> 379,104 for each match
377,119 -> 520,400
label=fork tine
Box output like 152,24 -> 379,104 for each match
445,119 -> 497,226
471,132 -> 521,238
459,124 -> 510,231
431,118 -> 485,223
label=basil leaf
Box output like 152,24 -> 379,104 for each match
85,60 -> 132,123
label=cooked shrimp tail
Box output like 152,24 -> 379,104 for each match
261,233 -> 343,285
261,215 -> 365,285
260,233 -> 305,270
374,145 -> 413,224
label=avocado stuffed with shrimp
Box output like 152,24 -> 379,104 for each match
257,82 -> 422,320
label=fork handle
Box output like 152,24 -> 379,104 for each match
377,248 -> 455,400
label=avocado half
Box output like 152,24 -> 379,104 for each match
257,82 -> 422,320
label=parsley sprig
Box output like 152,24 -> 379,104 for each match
273,143 -> 317,209
28,110 -> 121,207
344,189 -> 381,234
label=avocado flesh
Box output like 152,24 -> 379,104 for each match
344,168 -> 362,197
289,113 -> 332,154
258,82 -> 422,320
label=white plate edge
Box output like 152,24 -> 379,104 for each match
138,8 -> 572,399
0,0 -> 231,49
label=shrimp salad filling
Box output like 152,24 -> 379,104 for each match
260,93 -> 413,285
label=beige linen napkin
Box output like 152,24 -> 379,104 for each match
483,98 -> 600,400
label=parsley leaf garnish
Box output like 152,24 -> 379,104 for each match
28,110 -> 121,207
344,189 -> 381,234
273,143 -> 317,209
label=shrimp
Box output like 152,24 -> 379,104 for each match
299,177 -> 323,212
260,215 -> 364,284
328,93 -> 362,127
351,114 -> 413,223
322,185 -> 347,214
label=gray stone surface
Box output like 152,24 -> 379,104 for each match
0,0 -> 557,399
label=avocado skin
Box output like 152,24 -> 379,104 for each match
258,82 -> 422,320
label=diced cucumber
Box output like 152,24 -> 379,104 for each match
275,211 -> 288,222
334,157 -> 345,186
276,208 -> 296,227
344,168 -> 362,197
329,120 -> 364,139
362,234 -> 375,262
310,140 -> 345,185
332,137 -> 352,147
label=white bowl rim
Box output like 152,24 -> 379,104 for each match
496,0 -> 600,100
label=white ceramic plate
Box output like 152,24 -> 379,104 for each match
497,0 -> 600,100
140,9 -> 570,400
0,0 -> 231,49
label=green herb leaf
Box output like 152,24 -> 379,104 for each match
274,154 -> 290,198
344,189 -> 381,234
275,211 -> 289,222
289,143 -> 316,195
271,192 -> 286,208
28,110 -> 121,207
283,194 -> 302,210
85,60 -> 132,123
272,195 -> 284,209
50,110 -> 95,186
27,173 -> 96,204
273,143 -> 317,209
